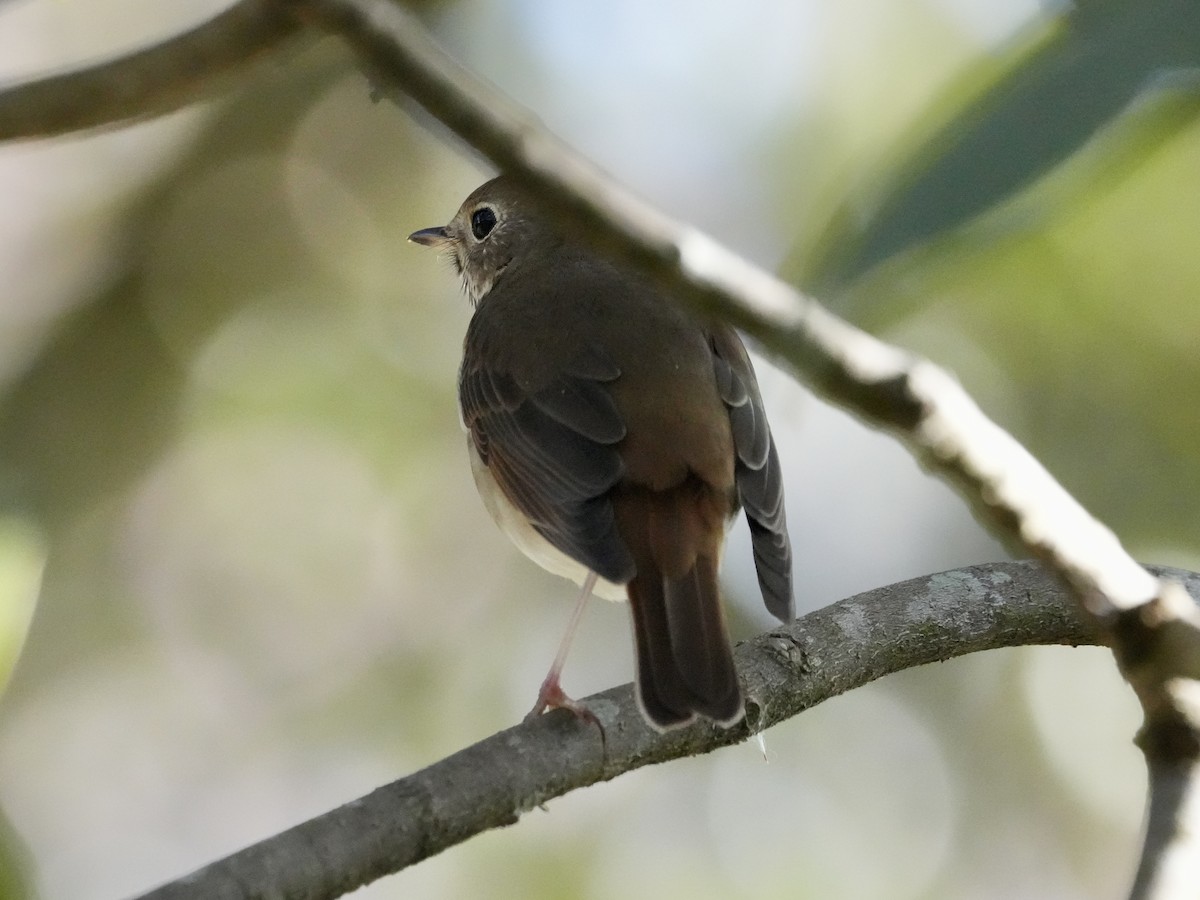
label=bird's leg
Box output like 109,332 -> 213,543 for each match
525,571 -> 602,730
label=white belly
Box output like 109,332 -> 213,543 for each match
468,440 -> 627,601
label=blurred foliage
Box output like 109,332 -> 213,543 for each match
796,0 -> 1200,291
0,519 -> 41,695
0,801 -> 34,900
781,0 -> 1200,552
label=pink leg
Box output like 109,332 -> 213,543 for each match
525,571 -> 601,727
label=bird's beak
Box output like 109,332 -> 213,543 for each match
408,226 -> 451,248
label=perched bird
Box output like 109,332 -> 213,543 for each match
410,176 -> 793,730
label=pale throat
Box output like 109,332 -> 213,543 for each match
460,255 -> 508,306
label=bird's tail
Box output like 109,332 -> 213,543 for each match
626,553 -> 742,730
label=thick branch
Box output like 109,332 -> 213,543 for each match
0,0 -> 299,140
136,561 -> 1185,900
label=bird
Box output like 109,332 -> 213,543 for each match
410,176 -> 793,731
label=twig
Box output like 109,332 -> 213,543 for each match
134,561 -> 1162,900
0,0 -> 299,141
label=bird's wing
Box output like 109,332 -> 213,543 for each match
459,344 -> 636,584
709,326 -> 795,622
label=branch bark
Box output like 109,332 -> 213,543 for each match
135,561 -> 1186,900
0,0 -> 299,141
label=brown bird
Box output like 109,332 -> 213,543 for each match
411,176 -> 792,730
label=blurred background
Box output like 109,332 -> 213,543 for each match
0,0 -> 1198,897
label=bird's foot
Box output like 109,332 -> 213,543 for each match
525,675 -> 607,751
525,675 -> 596,725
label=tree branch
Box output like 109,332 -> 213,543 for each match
136,561 -> 1185,900
0,0 -> 300,141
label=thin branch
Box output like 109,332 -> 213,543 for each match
135,561 -> 1179,900
1120,579 -> 1200,899
0,0 -> 300,141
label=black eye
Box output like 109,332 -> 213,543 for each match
471,206 -> 497,240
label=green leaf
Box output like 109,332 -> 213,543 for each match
0,517 -> 43,696
798,0 -> 1200,298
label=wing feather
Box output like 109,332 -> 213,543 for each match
708,326 -> 794,621
460,354 -> 635,584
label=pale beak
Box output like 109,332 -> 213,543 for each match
408,226 -> 451,247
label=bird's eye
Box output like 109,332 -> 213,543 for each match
471,206 -> 498,240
